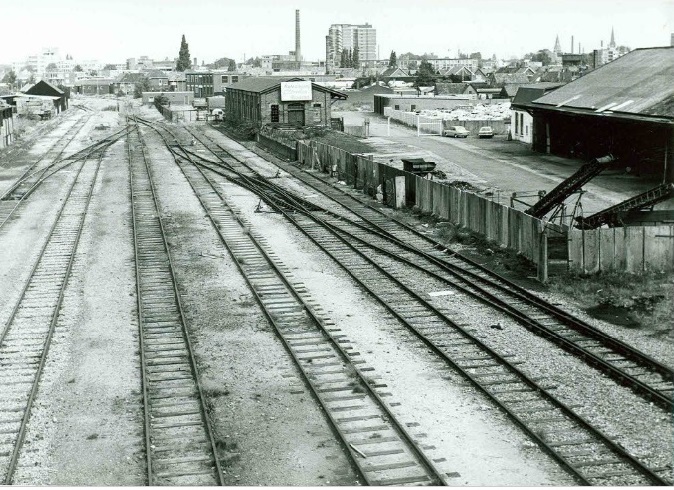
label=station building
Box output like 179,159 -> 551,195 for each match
224,77 -> 347,127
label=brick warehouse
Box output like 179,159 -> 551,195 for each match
224,77 -> 347,127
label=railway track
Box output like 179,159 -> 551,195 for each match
1,113 -> 92,202
0,143 -> 105,484
0,129 -> 128,232
138,117 -> 454,486
127,119 -> 224,485
192,126 -> 674,413
158,123 -> 671,485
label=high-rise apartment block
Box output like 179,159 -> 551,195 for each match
326,23 -> 376,73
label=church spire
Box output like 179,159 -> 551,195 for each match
609,27 -> 616,48
553,34 -> 562,55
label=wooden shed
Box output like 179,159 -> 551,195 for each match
24,80 -> 68,113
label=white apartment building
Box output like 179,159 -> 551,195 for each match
326,23 -> 376,72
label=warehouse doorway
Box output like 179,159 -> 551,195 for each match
287,103 -> 305,127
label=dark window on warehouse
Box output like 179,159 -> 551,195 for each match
313,103 -> 321,108
271,104 -> 279,123
232,76 -> 239,83
221,76 -> 227,83
394,105 -> 400,110
411,105 -> 416,111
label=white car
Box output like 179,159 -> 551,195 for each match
478,126 -> 494,138
443,126 -> 469,138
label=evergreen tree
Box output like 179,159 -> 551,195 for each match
388,51 -> 397,67
414,59 -> 437,88
227,59 -> 237,71
352,47 -> 359,68
176,34 -> 191,72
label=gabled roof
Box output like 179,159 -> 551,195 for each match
25,80 -> 64,97
116,72 -> 147,83
380,67 -> 409,78
491,72 -> 531,84
512,83 -> 564,105
532,47 -> 674,118
146,69 -> 168,79
226,76 -> 348,99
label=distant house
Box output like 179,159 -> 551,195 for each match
114,73 -> 147,95
146,70 -> 169,91
168,72 -> 186,92
513,47 -> 674,180
509,83 -> 563,143
439,65 -> 474,81
464,82 -> 507,99
75,78 -> 115,96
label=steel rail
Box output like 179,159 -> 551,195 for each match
142,118 -> 451,486
127,117 -> 224,485
0,113 -> 92,201
189,128 -> 674,408
0,145 -> 105,484
176,126 -> 670,486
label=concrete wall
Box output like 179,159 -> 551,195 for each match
384,107 -> 509,135
568,226 -> 674,273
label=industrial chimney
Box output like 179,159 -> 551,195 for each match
571,36 -> 574,54
295,9 -> 301,62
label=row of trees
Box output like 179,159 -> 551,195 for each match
340,47 -> 359,68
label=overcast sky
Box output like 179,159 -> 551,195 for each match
2,0 -> 673,65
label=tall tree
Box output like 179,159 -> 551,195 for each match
2,70 -> 17,88
388,51 -> 397,67
340,49 -> 348,68
352,47 -> 359,68
176,34 -> 191,72
414,59 -> 437,88
227,59 -> 237,71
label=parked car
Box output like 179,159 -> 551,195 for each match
478,126 -> 494,138
443,126 -> 469,138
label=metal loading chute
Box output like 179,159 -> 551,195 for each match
525,154 -> 615,219
574,183 -> 674,229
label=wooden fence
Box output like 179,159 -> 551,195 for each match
297,139 -> 546,265
273,133 -> 674,275
568,226 -> 674,273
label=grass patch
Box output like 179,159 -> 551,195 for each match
548,270 -> 674,337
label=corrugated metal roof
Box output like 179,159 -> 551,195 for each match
533,47 -> 674,117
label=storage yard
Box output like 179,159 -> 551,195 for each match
0,96 -> 671,486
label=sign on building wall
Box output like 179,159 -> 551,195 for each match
281,81 -> 312,101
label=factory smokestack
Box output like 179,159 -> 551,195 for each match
571,35 -> 574,54
295,9 -> 301,62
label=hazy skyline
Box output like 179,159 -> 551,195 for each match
2,0 -> 673,65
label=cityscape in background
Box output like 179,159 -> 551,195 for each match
0,8 -> 671,94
